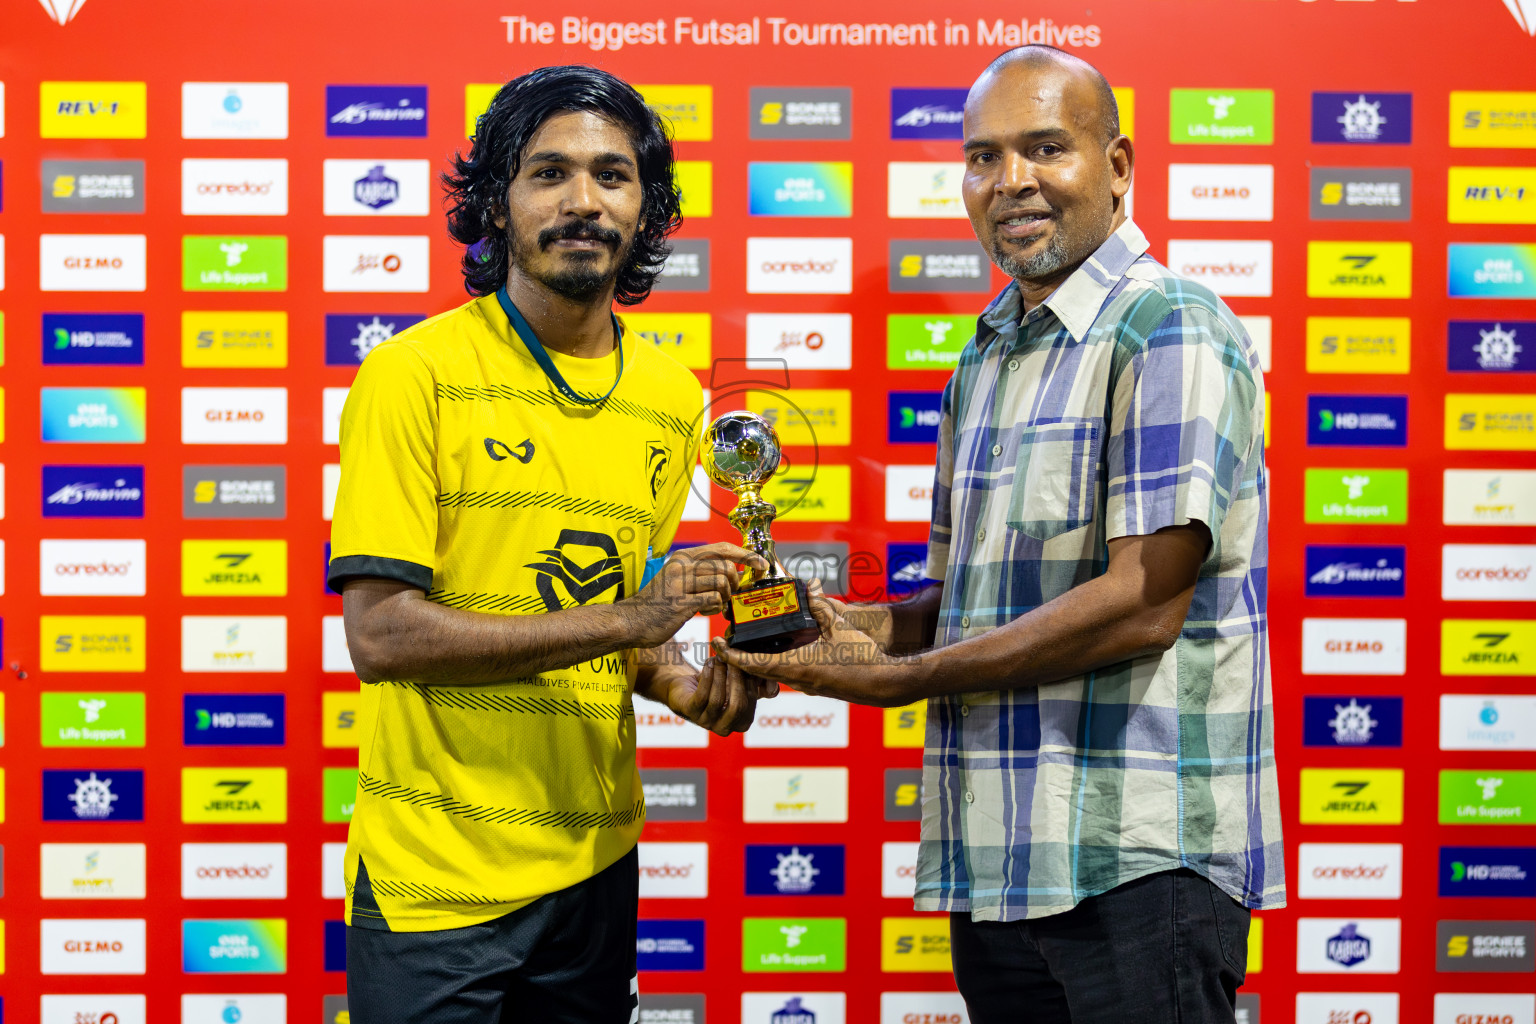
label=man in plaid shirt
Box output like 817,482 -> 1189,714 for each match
718,45 -> 1283,1023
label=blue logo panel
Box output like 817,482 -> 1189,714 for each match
637,920 -> 705,971
1439,847 -> 1536,897
42,768 -> 146,821
324,920 -> 347,971
1310,92 -> 1413,144
1302,696 -> 1404,748
1307,395 -> 1407,446
325,85 -> 428,137
1448,320 -> 1533,373
745,844 -> 846,896
184,694 -> 287,746
886,542 -> 930,598
891,88 -> 967,139
887,391 -> 943,444
42,313 -> 144,365
42,465 -> 145,518
324,313 -> 425,366
1304,545 -> 1406,597
1449,244 -> 1536,299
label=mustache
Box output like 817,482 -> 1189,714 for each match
538,220 -> 623,249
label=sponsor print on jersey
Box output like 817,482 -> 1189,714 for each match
1169,89 -> 1274,144
181,310 -> 287,368
1310,167 -> 1413,221
1298,768 -> 1404,824
1311,92 -> 1412,144
41,691 -> 146,747
1449,166 -> 1536,224
1446,393 -> 1536,450
42,465 -> 143,518
1301,695 -> 1403,748
1441,694 -> 1536,750
324,312 -> 425,365
653,238 -> 710,292
743,917 -> 846,972
40,81 -> 147,139
322,158 -> 431,216
39,842 -> 148,899
1307,395 -> 1406,447
1450,91 -> 1536,149
43,768 -> 145,821
1165,239 -> 1273,296
1432,993 -> 1536,1024
889,239 -> 993,293
1437,920 -> 1536,972
181,767 -> 287,824
1166,164 -> 1274,221
1440,769 -> 1536,824
637,919 -> 705,971
1439,845 -> 1536,897
1449,320 -> 1532,373
745,844 -> 845,896
1295,917 -> 1401,973
39,233 -> 147,291
325,85 -> 427,137
1296,843 -> 1403,899
184,694 -> 285,746
41,159 -> 145,214
637,842 -> 709,899
40,615 -> 146,672
1301,618 -> 1406,675
1307,241 -> 1413,298
42,312 -> 143,365
887,162 -> 966,218
1303,545 -> 1405,598
182,918 -> 288,973
1449,243 -> 1536,298
322,234 -> 430,292
182,82 -> 289,139
181,842 -> 288,899
636,84 -> 712,141
181,158 -> 289,216
1304,469 -> 1407,524
39,917 -> 147,974
881,917 -> 953,973
1444,469 -> 1536,525
751,87 -> 850,140
743,767 -> 848,823
888,391 -> 943,445
747,237 -> 851,294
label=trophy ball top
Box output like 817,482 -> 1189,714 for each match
703,411 -> 782,490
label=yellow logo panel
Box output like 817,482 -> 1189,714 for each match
746,389 -> 852,447
675,161 -> 712,218
881,917 -> 952,973
322,691 -> 362,748
181,311 -> 288,368
637,85 -> 713,141
40,616 -> 146,672
1298,768 -> 1404,824
182,540 -> 289,596
0,769 -> 5,824
1450,92 -> 1536,149
883,702 -> 927,748
1248,917 -> 1262,973
623,312 -> 711,369
464,83 -> 501,137
765,465 -> 850,523
1446,393 -> 1536,451
182,767 -> 288,823
1111,87 -> 1134,141
1306,317 -> 1411,374
1306,242 -> 1412,298
1449,167 -> 1536,224
1442,619 -> 1536,676
40,81 -> 147,139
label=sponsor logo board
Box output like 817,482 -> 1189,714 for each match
43,768 -> 145,821
1440,769 -> 1536,823
1439,845 -> 1536,897
43,312 -> 143,366
1304,469 -> 1407,524
1438,920 -> 1536,972
39,842 -> 148,899
1166,239 -> 1273,296
39,539 -> 145,596
323,159 -> 431,216
1451,91 -> 1536,148
888,391 -> 943,445
626,312 -> 712,370
1294,993 -> 1398,1024
1449,166 -> 1536,224
637,85 -> 711,141
41,615 -> 146,672
41,996 -> 147,1024
181,158 -> 288,215
1295,917 -> 1401,973
743,993 -> 845,1024
743,689 -> 849,749
1432,993 -> 1536,1024
40,234 -> 147,291
42,387 -> 146,443
1307,241 -> 1413,298
881,917 -> 952,973
1441,694 -> 1536,750
636,700 -> 709,748
742,917 -> 846,972
885,465 -> 934,521
322,235 -> 430,292
638,995 -> 706,1023
745,313 -> 851,370
1449,320 -> 1532,373
182,82 -> 288,139
40,691 -> 146,746
1167,164 -> 1274,221
322,691 -> 360,748
743,767 -> 848,823
182,235 -> 286,291
1443,544 -> 1536,601
885,768 -> 922,821
324,312 -> 424,365
181,539 -> 287,596
182,465 -> 286,519
882,841 -> 920,899
1310,166 -> 1413,221
884,702 -> 927,748
181,310 -> 287,368
890,88 -> 966,139
1298,768 -> 1405,824
181,843 -> 287,899
40,81 -> 147,139
654,239 -> 710,292
889,239 -> 992,293
326,85 -> 427,137
887,161 -> 966,218
1301,618 -> 1407,675
637,842 -> 709,898
641,768 -> 708,822
40,917 -> 147,973
888,313 -> 971,369
751,87 -> 851,140
1302,695 -> 1404,748
181,767 -> 287,823
747,237 -> 851,294
182,919 -> 288,973
879,993 -> 968,1024
1442,619 -> 1535,676
1307,395 -> 1407,447
181,996 -> 286,1024
1445,469 -> 1536,525
1169,89 -> 1274,144
41,464 -> 143,518
1311,92 -> 1412,144
181,387 -> 288,444
636,919 -> 704,971
182,616 -> 288,672
1447,393 -> 1536,450
745,843 -> 845,896
748,162 -> 852,217
184,694 -> 285,746
1303,545 -> 1405,598
1296,843 -> 1403,900
41,159 -> 145,213
1449,244 -> 1536,299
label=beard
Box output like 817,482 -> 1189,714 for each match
990,228 -> 1074,281
510,219 -> 636,302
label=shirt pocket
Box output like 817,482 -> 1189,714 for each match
1005,418 -> 1102,540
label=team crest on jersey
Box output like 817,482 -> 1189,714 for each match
526,529 -> 626,610
646,441 -> 672,503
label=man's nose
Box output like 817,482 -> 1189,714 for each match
996,152 -> 1039,196
560,172 -> 603,217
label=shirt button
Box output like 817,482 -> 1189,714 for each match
961,705 -> 971,718
960,616 -> 970,629
1008,359 -> 1019,372
991,443 -> 1002,457
977,527 -> 986,542
965,791 -> 975,804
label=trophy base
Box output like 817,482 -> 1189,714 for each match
724,577 -> 821,653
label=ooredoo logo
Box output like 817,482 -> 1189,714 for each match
637,842 -> 709,898
1165,240 -> 1274,296
39,539 -> 146,596
1297,843 -> 1403,899
1443,545 -> 1536,601
744,689 -> 850,748
181,842 -> 288,899
181,159 -> 288,215
746,237 -> 852,294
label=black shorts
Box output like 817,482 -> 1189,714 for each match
346,846 -> 639,1024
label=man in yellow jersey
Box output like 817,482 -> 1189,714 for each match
328,65 -> 766,1023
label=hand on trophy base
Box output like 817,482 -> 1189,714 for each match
723,576 -> 822,653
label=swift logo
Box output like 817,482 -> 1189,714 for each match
525,530 -> 625,610
484,437 -> 534,464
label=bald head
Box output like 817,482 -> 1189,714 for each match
975,45 -> 1120,145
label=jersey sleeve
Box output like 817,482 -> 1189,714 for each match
327,342 -> 440,592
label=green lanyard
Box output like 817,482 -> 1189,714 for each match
496,285 -> 625,406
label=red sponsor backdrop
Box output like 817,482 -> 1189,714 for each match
2,0 -> 1535,1020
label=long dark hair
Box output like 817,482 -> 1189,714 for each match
443,65 -> 683,304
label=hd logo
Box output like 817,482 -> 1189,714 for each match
182,540 -> 287,596
181,767 -> 287,823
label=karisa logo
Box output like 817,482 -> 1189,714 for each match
38,0 -> 89,24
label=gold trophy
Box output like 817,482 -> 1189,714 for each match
702,411 -> 822,653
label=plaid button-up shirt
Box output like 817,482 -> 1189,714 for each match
914,220 -> 1285,922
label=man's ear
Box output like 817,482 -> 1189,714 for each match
492,204 -> 507,231
1108,135 -> 1134,199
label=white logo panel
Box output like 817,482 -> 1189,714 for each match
40,539 -> 146,596
746,237 -> 852,294
182,82 -> 289,139
1295,917 -> 1401,974
1443,544 -> 1536,601
40,917 -> 148,974
1301,618 -> 1407,676
182,615 -> 288,672
182,995 -> 287,1024
323,159 -> 432,216
323,387 -> 348,445
40,234 -> 148,292
182,387 -> 289,444
1296,843 -> 1403,899
743,993 -> 845,1024
1165,239 -> 1273,297
1441,694 -> 1536,751
886,465 -> 935,522
882,841 -> 920,899
637,842 -> 710,898
743,767 -> 848,823
41,995 -> 147,1024
1167,164 -> 1275,222
322,235 -> 430,292
181,843 -> 288,899
40,843 -> 148,899
635,697 -> 709,749
322,615 -> 356,674
880,993 -> 970,1024
743,689 -> 850,748
745,313 -> 853,370
181,158 -> 289,215
1296,993 -> 1399,1024
323,841 -> 346,899
1445,469 -> 1536,526
1239,315 -> 1272,372
887,161 -> 967,218
1433,993 -> 1535,1024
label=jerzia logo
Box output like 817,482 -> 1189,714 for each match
484,437 -> 534,464
526,530 -> 625,610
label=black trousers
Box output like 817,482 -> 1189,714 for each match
345,846 -> 639,1024
951,868 -> 1250,1024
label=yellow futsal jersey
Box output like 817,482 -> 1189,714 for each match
328,292 -> 702,931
